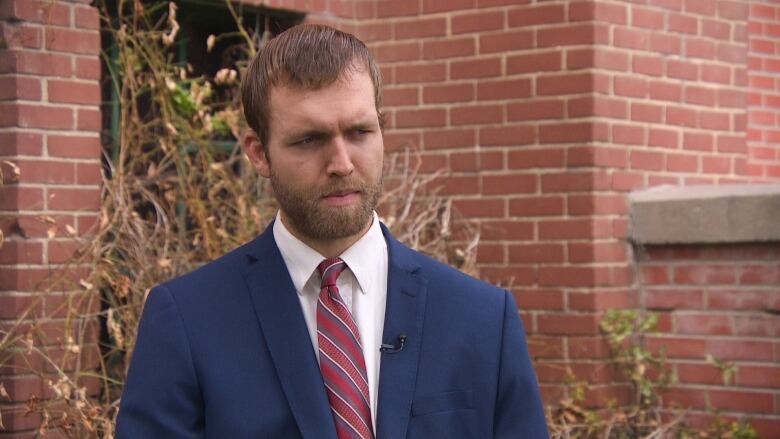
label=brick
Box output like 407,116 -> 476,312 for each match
422,37 -> 475,59
666,153 -> 698,172
614,27 -> 649,50
47,188 -> 100,211
614,76 -> 647,98
2,104 -> 74,130
1,22 -> 42,49
450,104 -> 503,125
718,0 -> 747,20
568,194 -> 627,215
451,57 -> 501,79
508,4 -> 564,27
47,79 -> 101,105
0,131 -> 43,155
508,148 -> 564,169
422,0 -> 475,14
683,132 -> 713,152
452,10 -> 503,34
45,28 -> 99,55
4,50 -> 72,77
75,56 -> 100,80
13,159 -> 75,184
650,33 -> 681,54
507,100 -> 563,121
507,51 -> 561,74
666,106 -> 697,128
630,150 -> 664,171
649,80 -> 682,102
539,219 -> 593,239
77,108 -> 101,131
374,42 -> 420,63
569,96 -> 627,119
479,29 -> 533,53
0,76 -> 41,101
536,72 -> 591,96
666,59 -> 698,81
0,186 -> 44,211
76,162 -> 102,185
508,195 -> 563,216
377,0 -> 419,18
540,171 -> 610,193
423,129 -> 476,150
738,365 -> 780,388
569,1 -> 627,24
395,108 -> 446,128
701,18 -> 730,39
569,242 -> 626,263
700,64 -> 730,85
646,336 -> 706,359
479,125 -> 534,147
384,87 -> 418,106
632,54 -> 663,76
422,83 -> 473,104
684,37 -> 715,59
46,134 -> 101,158
566,48 -> 629,71
538,23 -> 608,47
395,63 -> 446,84
355,22 -> 392,42
477,78 -> 531,101
509,244 -> 564,263
632,7 -> 665,29
631,102 -> 663,123
452,198 -> 505,218
668,13 -> 698,34
539,122 -> 588,144
612,124 -> 645,145
644,288 -> 704,309
611,170 -> 643,190
539,266 -> 610,287
709,390 -> 773,414
537,314 -> 600,335
675,313 -> 732,335
717,88 -> 745,108
394,18 -> 446,40
384,132 -> 420,152
482,174 -> 536,195
450,151 -> 503,172
717,42 -> 745,63
685,0 -> 716,16
75,5 -> 100,30
513,290 -> 564,312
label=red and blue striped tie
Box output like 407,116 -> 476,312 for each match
317,258 -> 374,439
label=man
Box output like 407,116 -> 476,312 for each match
117,24 -> 548,438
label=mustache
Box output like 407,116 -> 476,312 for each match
317,178 -> 370,197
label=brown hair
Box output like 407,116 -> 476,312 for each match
241,24 -> 384,149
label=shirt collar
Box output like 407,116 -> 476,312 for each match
272,211 -> 385,296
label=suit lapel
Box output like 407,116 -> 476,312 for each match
376,226 -> 428,439
241,226 -> 337,439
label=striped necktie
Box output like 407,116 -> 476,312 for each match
317,258 -> 375,439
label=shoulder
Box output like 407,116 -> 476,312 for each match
384,227 -> 507,309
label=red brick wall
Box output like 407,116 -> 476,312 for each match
638,244 -> 780,437
0,0 -> 101,435
1,0 -> 778,436
747,1 -> 780,178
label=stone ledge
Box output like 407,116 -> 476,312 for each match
629,184 -> 780,245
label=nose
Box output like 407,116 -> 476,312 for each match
326,136 -> 354,177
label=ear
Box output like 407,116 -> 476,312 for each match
242,129 -> 271,178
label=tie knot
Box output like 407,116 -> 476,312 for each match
318,258 -> 346,288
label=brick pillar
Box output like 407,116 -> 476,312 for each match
0,0 -> 101,435
747,1 -> 780,178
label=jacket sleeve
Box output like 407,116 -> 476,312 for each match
116,285 -> 204,438
493,290 -> 549,438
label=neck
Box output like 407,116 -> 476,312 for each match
279,212 -> 373,258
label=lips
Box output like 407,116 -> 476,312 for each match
322,189 -> 361,206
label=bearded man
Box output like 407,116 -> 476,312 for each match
117,24 -> 548,439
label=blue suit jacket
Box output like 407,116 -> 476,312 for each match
116,224 -> 548,438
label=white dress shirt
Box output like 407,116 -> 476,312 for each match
273,211 -> 388,429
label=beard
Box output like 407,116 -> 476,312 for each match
270,170 -> 382,242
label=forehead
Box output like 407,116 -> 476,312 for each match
267,70 -> 377,134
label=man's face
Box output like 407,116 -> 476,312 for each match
248,68 -> 384,243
